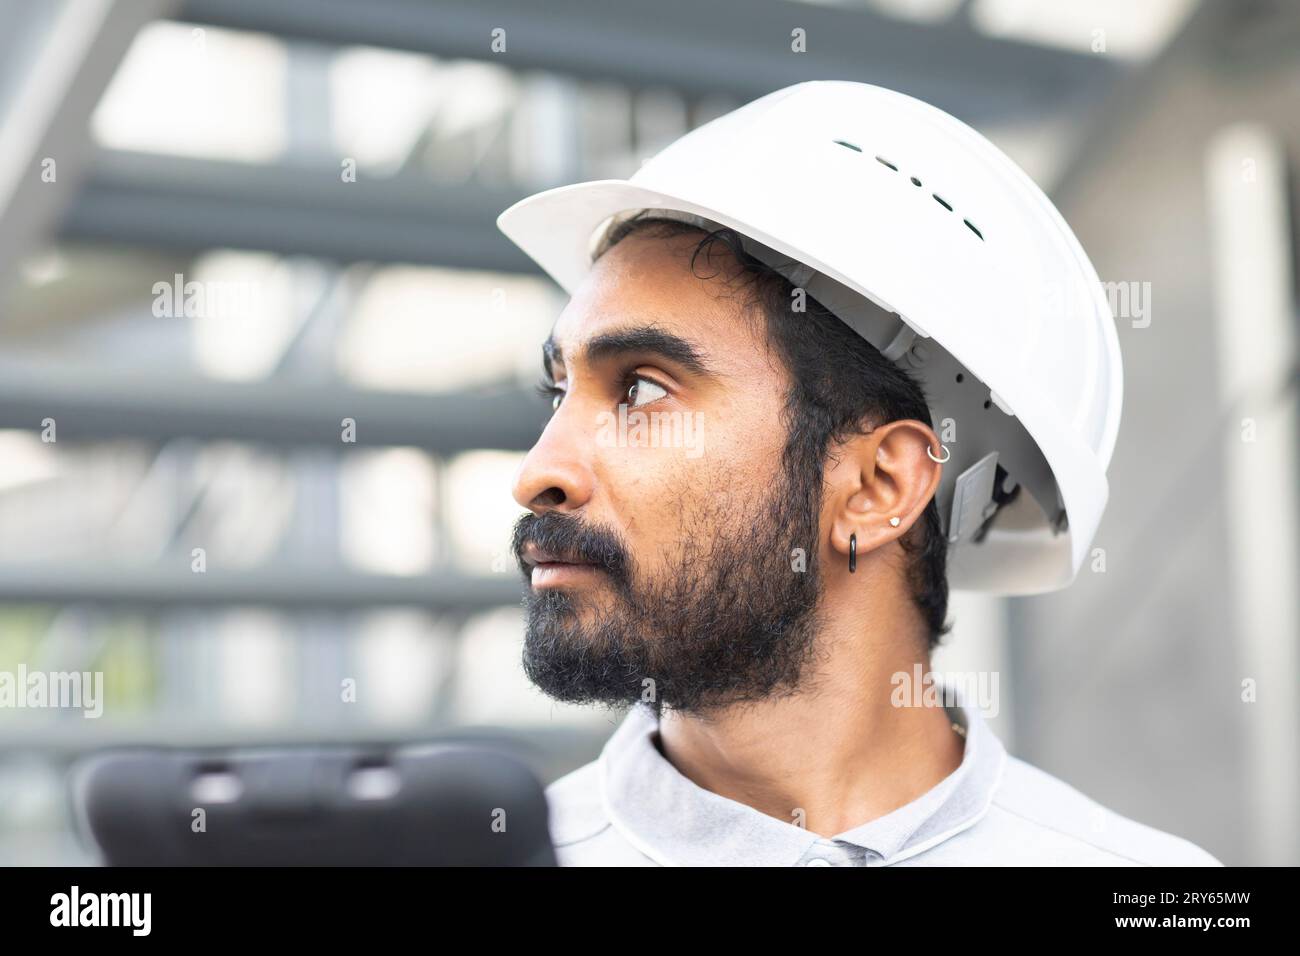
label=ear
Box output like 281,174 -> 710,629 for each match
825,419 -> 944,565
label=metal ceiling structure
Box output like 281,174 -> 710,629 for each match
175,0 -> 1116,120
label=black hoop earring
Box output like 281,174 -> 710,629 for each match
849,532 -> 857,574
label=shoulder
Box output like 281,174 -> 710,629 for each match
543,758 -> 657,866
974,755 -> 1223,866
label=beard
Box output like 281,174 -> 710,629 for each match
511,449 -> 826,718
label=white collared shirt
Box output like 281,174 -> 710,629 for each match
544,701 -> 1222,866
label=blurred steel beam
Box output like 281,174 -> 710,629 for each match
0,0 -> 176,300
176,0 -> 1114,122
1051,0 -> 1297,205
59,150 -> 537,272
0,357 -> 548,451
1206,124 -> 1300,868
0,563 -> 524,611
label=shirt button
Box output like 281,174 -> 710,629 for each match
804,857 -> 834,867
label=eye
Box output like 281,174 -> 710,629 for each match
626,376 -> 667,408
536,380 -> 564,412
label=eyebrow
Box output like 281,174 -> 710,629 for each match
541,325 -> 715,380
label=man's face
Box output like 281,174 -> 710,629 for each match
510,232 -> 827,716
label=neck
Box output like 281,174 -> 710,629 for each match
655,564 -> 963,838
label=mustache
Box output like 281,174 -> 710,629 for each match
511,511 -> 631,587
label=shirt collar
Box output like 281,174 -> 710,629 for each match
598,696 -> 1007,867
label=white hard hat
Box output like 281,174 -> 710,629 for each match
497,80 -> 1122,595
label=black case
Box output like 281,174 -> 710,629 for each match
72,743 -> 557,866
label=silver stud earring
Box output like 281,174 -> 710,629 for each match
889,516 -> 901,527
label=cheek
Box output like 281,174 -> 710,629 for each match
595,419 -> 785,556
598,445 -> 697,555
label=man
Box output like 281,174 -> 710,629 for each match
497,81 -> 1221,866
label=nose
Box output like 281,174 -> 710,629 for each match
511,411 -> 596,514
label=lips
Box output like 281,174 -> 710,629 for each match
521,542 -> 595,569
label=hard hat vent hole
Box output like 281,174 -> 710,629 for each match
830,140 -> 984,243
